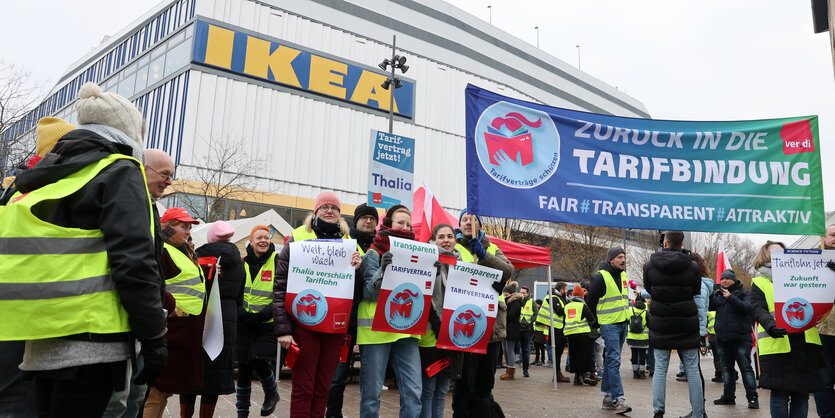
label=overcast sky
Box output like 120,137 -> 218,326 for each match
2,0 -> 831,242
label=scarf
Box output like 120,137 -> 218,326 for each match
311,216 -> 342,239
350,227 -> 375,253
370,224 -> 415,255
77,123 -> 145,163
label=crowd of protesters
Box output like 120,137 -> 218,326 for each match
3,82 -> 835,418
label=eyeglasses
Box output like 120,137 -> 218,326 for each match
146,166 -> 173,182
318,205 -> 340,213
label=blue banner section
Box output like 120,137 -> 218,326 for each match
191,20 -> 414,118
465,84 -> 825,235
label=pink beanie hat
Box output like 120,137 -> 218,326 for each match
314,192 -> 341,213
208,221 -> 235,243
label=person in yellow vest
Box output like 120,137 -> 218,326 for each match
532,299 -> 547,366
1,82 -> 167,417
274,192 -> 361,417
326,202 -> 379,417
235,225 -> 280,417
626,298 -> 649,380
143,207 -> 206,418
706,310 -> 721,382
418,223 -> 465,418
564,285 -> 598,386
536,282 -> 570,382
517,286 -> 534,377
452,208 -> 514,417
356,204 -> 423,417
750,240 -> 823,418
587,246 -> 632,414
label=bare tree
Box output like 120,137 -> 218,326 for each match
551,224 -> 623,283
171,135 -> 267,222
0,63 -> 42,179
690,232 -> 758,286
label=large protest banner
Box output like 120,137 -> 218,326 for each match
465,84 -> 825,235
771,248 -> 835,333
286,239 -> 357,333
373,237 -> 439,334
436,262 -> 502,354
368,130 -> 415,209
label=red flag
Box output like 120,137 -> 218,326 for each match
716,242 -> 732,283
412,185 -> 459,243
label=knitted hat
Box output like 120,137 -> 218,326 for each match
208,221 -> 235,243
459,208 -> 482,226
606,246 -> 625,261
250,225 -> 271,242
314,192 -> 341,213
502,284 -> 517,294
76,82 -> 144,145
572,285 -> 586,297
160,207 -> 199,224
35,117 -> 76,157
353,203 -> 379,226
720,269 -> 738,282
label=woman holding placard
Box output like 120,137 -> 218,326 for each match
418,223 -> 465,418
357,204 -> 423,418
274,192 -> 361,418
750,240 -> 823,418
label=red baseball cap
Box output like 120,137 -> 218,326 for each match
160,207 -> 199,224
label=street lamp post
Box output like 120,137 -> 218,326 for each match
378,35 -> 409,133
576,44 -> 581,70
535,26 -> 540,49
488,5 -> 492,24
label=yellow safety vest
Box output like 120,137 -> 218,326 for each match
563,300 -> 591,336
456,241 -> 499,264
536,295 -> 565,331
627,307 -> 649,340
596,270 -> 630,324
0,154 -> 152,340
751,276 -> 820,355
521,298 -> 534,326
163,243 -> 205,316
418,328 -> 437,348
243,252 -> 277,323
707,311 -> 716,335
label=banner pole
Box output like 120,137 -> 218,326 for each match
546,268 -> 557,392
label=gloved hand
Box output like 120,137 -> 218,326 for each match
380,252 -> 394,270
827,260 -> 835,272
255,306 -> 273,322
767,324 -> 788,338
469,238 -> 487,259
491,280 -> 505,295
133,337 -> 168,385
434,260 -> 442,269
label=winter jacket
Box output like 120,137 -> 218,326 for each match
504,292 -> 524,341
454,232 -> 513,343
709,279 -> 753,343
587,260 -> 626,318
189,241 -> 245,395
11,130 -> 166,342
239,244 -> 278,362
643,248 -> 701,350
153,240 -> 206,393
0,342 -> 35,415
694,277 -> 713,336
751,268 -> 824,393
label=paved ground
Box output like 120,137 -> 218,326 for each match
161,346 -> 815,417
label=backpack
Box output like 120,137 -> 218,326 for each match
629,309 -> 644,334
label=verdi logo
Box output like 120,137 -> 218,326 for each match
474,102 -> 560,189
780,119 -> 815,155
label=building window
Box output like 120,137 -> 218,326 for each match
149,55 -> 166,84
117,73 -> 136,98
164,41 -> 190,78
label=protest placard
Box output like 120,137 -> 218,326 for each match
368,130 -> 415,209
771,248 -> 835,333
286,239 -> 357,333
372,237 -> 439,334
436,262 -> 502,354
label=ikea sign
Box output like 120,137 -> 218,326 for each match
192,20 -> 415,118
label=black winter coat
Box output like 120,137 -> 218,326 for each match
504,292 -> 524,341
191,241 -> 246,395
13,131 -> 166,341
709,280 -> 753,343
643,248 -> 701,350
751,277 -> 824,393
237,244 -> 278,362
